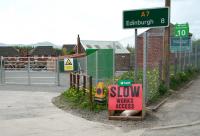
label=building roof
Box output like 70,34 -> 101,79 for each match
0,46 -> 19,57
30,46 -> 56,56
62,44 -> 75,51
80,40 -> 130,54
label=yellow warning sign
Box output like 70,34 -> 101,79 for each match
94,82 -> 106,102
64,58 -> 74,71
65,59 -> 72,65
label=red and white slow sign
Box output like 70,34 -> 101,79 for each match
108,84 -> 143,111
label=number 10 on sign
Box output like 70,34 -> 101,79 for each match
174,23 -> 189,37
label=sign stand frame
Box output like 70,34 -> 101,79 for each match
107,83 -> 145,121
108,110 -> 144,121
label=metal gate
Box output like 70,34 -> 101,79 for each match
0,56 -> 59,85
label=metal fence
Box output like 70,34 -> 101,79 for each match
134,32 -> 200,103
76,49 -> 115,86
0,56 -> 60,85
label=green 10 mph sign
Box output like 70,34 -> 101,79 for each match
174,23 -> 189,37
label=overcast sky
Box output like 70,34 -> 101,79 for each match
0,0 -> 199,46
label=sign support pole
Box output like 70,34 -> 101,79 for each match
134,29 -> 138,82
162,0 -> 171,88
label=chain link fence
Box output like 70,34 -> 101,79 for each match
133,31 -> 200,103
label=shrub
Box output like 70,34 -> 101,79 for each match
170,68 -> 200,90
158,81 -> 168,95
62,87 -> 107,111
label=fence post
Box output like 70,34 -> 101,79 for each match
96,50 -> 98,85
83,75 -> 86,95
28,57 -> 31,85
143,32 -> 148,103
197,46 -> 199,69
179,37 -> 182,72
0,56 -> 3,84
183,51 -> 186,71
89,76 -> 93,110
195,45 -> 198,69
159,60 -> 162,83
174,58 -> 177,75
56,58 -> 60,86
73,72 -> 76,88
77,74 -> 80,91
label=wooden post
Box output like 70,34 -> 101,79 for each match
73,73 -> 76,88
89,76 -> 93,110
77,74 -> 80,91
83,75 -> 86,95
70,73 -> 72,88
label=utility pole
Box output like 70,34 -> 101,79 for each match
162,0 -> 171,88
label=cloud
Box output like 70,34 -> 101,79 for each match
0,0 -> 199,45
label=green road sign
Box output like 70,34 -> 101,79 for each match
170,37 -> 191,53
123,7 -> 169,29
118,80 -> 133,86
174,23 -> 189,37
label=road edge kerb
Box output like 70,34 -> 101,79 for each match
150,120 -> 200,130
147,80 -> 194,112
183,80 -> 194,89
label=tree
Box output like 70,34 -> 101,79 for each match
126,44 -> 135,53
62,48 -> 67,55
14,46 -> 34,57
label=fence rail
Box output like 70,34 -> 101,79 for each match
0,56 -> 60,86
70,72 -> 93,109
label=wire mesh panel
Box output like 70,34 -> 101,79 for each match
97,49 -> 114,81
76,57 -> 87,74
87,49 -> 97,84
86,49 -> 114,85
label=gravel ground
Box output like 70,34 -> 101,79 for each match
52,77 -> 200,132
52,95 -> 160,131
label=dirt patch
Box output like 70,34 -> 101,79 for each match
52,95 -> 160,131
